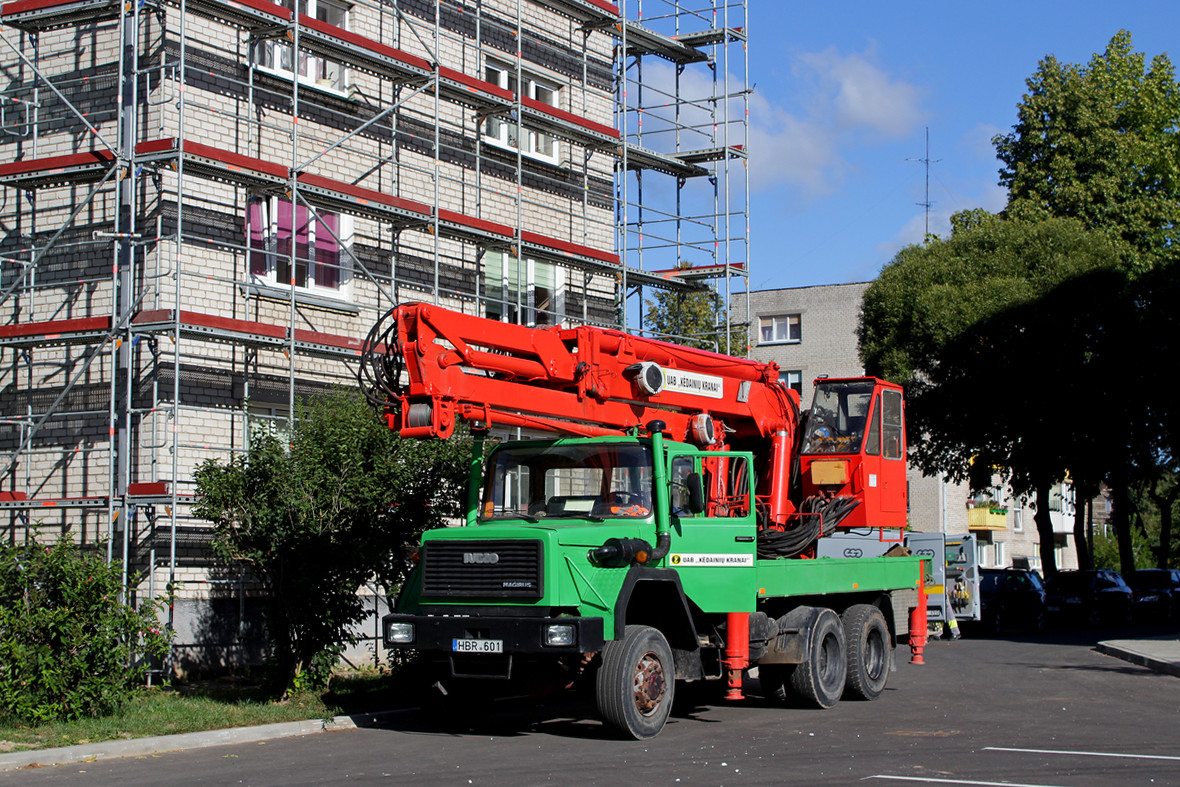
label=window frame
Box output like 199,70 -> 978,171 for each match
247,196 -> 354,301
483,250 -> 566,327
759,313 -> 801,345
482,60 -> 560,165
254,0 -> 350,94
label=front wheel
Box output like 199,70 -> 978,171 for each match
596,625 -> 676,740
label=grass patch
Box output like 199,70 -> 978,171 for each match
0,671 -> 409,753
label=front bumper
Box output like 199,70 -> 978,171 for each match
382,613 -> 605,654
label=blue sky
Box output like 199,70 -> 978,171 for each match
740,1 -> 1180,292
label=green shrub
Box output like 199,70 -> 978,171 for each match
0,536 -> 171,724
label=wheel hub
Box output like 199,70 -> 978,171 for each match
632,652 -> 666,715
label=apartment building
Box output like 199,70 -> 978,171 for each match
0,0 -> 749,667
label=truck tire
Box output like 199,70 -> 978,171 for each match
596,625 -> 675,740
787,608 -> 846,709
840,604 -> 891,701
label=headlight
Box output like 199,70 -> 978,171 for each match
544,624 -> 576,647
385,621 -> 415,644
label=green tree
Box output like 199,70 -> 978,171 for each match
193,390 -> 470,695
644,274 -> 746,354
993,32 -> 1180,573
994,30 -> 1180,270
860,213 -> 1127,574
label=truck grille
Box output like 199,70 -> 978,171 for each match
420,539 -> 544,599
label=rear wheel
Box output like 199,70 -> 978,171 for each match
841,604 -> 891,700
787,608 -> 846,709
596,625 -> 675,739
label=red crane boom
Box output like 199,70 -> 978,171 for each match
362,303 -> 803,525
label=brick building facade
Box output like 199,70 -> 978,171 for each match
0,0 -> 749,670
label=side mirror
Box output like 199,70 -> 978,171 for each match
686,472 -> 705,514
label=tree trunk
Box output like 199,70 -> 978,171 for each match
1161,500 -> 1175,570
1151,486 -> 1178,570
1110,482 -> 1136,575
1034,481 -> 1058,576
1073,484 -> 1092,570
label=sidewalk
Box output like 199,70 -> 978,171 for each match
0,710 -> 400,772
1096,636 -> 1180,678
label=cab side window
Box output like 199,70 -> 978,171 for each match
700,455 -> 751,518
669,456 -> 696,517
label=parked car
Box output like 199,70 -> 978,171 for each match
1044,569 -> 1133,627
978,567 -> 1047,634
1123,569 -> 1180,622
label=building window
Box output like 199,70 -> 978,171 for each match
247,404 -> 291,445
483,251 -> 565,327
256,0 -> 348,92
783,370 -> 802,393
759,313 -> 801,344
248,197 -> 352,297
483,61 -> 559,163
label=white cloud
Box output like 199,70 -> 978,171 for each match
747,91 -> 843,194
797,48 -> 923,137
621,48 -> 925,198
749,46 -> 925,196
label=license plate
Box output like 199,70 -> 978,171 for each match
453,638 -> 503,654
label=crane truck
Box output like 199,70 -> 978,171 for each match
361,303 -> 927,739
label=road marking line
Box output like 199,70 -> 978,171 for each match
863,778 -> 1063,787
985,746 -> 1180,762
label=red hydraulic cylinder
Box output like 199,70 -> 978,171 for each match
767,430 -> 793,526
908,560 -> 929,665
723,611 -> 749,700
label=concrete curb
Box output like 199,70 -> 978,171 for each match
1096,639 -> 1180,678
0,710 -> 401,772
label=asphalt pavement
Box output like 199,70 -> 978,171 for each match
1,634 -> 1177,773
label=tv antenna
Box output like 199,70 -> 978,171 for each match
907,127 -> 941,240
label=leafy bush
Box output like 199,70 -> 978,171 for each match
0,537 -> 170,724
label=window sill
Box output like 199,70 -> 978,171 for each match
758,340 -> 802,346
481,135 -> 560,167
240,282 -> 360,314
253,65 -> 353,101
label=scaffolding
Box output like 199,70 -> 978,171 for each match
0,0 -> 749,666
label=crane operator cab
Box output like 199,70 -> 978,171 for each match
799,377 -> 907,532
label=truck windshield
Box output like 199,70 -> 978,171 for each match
802,380 -> 876,455
480,443 -> 654,521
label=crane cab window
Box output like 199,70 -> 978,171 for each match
802,380 -> 876,455
882,388 -> 903,459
